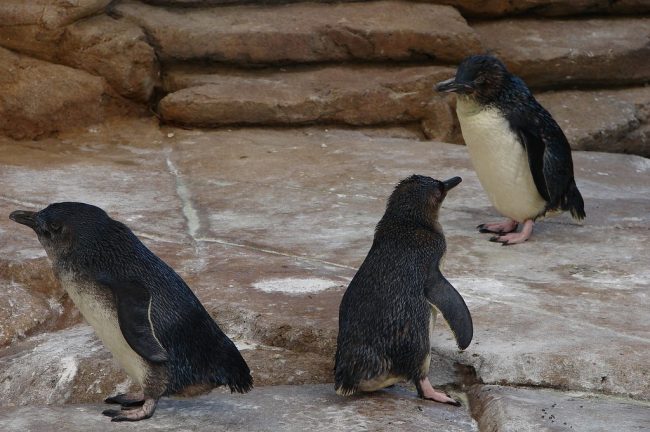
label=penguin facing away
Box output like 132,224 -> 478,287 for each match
436,55 -> 585,245
335,175 -> 472,405
10,203 -> 253,421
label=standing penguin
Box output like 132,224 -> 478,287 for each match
335,175 -> 472,405
436,55 -> 585,245
10,203 -> 252,421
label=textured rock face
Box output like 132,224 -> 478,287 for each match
0,385 -> 479,431
57,15 -> 159,101
437,0 -> 650,17
476,18 -> 650,89
0,13 -> 159,102
470,385 -> 650,432
0,47 -> 116,139
159,64 -> 457,141
0,0 -> 110,30
114,0 -> 482,64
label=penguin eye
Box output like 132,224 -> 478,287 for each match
49,222 -> 62,233
474,76 -> 486,85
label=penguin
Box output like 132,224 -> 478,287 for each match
334,175 -> 472,405
435,55 -> 585,245
9,202 -> 252,421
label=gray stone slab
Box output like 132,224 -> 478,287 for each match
0,384 -> 479,431
470,385 -> 650,432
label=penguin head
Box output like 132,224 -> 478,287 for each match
10,202 -> 111,257
435,55 -> 509,104
383,175 -> 461,228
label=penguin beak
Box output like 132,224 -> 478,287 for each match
442,177 -> 462,192
9,210 -> 38,230
435,78 -> 473,94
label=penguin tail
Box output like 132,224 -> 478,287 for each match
564,180 -> 585,221
227,371 -> 253,394
225,356 -> 253,394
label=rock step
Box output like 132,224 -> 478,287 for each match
159,64 -> 459,141
470,385 -> 650,432
537,87 -> 650,157
130,0 -> 650,16
113,0 -> 481,65
160,64 -> 650,156
476,17 -> 650,89
439,0 -> 650,17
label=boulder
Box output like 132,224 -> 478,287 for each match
59,15 -> 159,101
113,0 -> 482,64
475,18 -> 650,89
0,47 -> 116,140
0,15 -> 159,101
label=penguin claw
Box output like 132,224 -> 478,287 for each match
102,409 -> 120,418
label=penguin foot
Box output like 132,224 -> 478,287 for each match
415,378 -> 461,407
477,219 -> 518,234
103,397 -> 157,422
489,219 -> 534,245
104,392 -> 145,407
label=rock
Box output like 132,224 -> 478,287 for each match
435,0 -> 650,17
0,15 -> 159,101
475,18 -> 650,89
1,121 -> 649,404
536,87 -> 650,157
0,281 -> 57,348
159,64 -> 456,141
0,0 -> 110,30
470,385 -> 650,432
139,0 -> 366,4
0,47 -> 118,140
0,384 -> 478,431
58,15 -> 159,101
0,326 -> 130,406
113,0 -> 481,64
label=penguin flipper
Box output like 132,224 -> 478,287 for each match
424,270 -> 473,350
97,275 -> 169,363
509,98 -> 578,213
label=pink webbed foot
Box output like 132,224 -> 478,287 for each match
477,219 -> 518,234
415,377 -> 461,407
489,219 -> 534,245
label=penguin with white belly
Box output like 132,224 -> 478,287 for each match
10,202 -> 253,421
335,175 -> 472,405
436,55 -> 585,245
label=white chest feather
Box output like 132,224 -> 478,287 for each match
456,97 -> 547,222
59,271 -> 148,385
